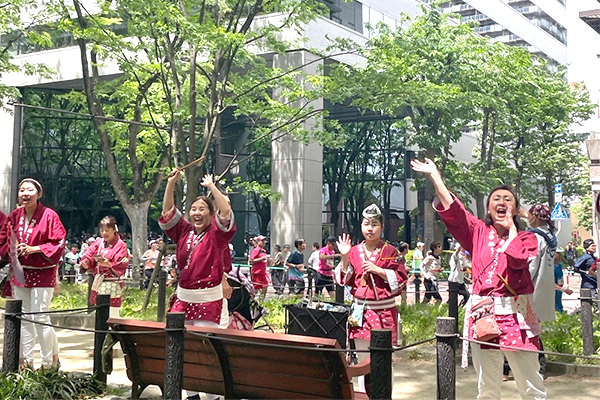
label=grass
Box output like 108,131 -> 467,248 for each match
47,282 -> 175,321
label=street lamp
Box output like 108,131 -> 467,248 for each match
585,131 -> 600,248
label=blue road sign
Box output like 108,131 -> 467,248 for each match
551,203 -> 568,221
554,183 -> 562,193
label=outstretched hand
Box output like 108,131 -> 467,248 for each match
337,233 -> 352,256
410,158 -> 439,177
201,174 -> 215,188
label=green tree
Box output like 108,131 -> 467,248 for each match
572,194 -> 593,233
56,0 -> 334,270
323,119 -> 376,236
326,6 -> 594,236
326,9 -> 490,242
0,0 -> 56,103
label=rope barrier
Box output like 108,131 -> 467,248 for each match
392,337 -> 436,351
14,315 -> 166,335
16,306 -> 100,316
185,329 -> 370,353
460,336 -> 600,361
185,329 -> 438,354
7,310 -> 598,361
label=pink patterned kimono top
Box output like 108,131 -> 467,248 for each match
338,241 -> 407,346
8,203 -> 65,288
434,194 -> 541,353
159,207 -> 236,324
81,235 -> 129,307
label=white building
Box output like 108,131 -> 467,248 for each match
438,0 -> 567,65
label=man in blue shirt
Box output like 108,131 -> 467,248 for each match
574,239 -> 598,294
286,239 -> 306,295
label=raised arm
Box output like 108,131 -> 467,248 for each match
162,169 -> 180,217
201,174 -> 232,220
411,158 -> 452,210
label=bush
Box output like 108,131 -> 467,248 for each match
0,367 -> 106,400
400,302 -> 463,345
541,311 -> 600,364
51,283 -> 89,310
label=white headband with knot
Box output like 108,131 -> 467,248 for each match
362,203 -> 382,219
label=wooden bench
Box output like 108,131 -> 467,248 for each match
107,317 -> 370,399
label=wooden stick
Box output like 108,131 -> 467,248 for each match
167,156 -> 206,178
178,155 -> 206,171
369,274 -> 380,301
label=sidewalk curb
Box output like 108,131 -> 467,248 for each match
546,361 -> 600,377
50,312 -> 95,329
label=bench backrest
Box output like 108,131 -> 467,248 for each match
108,317 -> 355,399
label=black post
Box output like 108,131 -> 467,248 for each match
436,317 -> 456,400
157,269 -> 167,322
2,299 -> 22,373
447,282 -> 458,332
414,277 -> 421,304
335,284 -> 344,304
164,312 -> 185,400
403,147 -> 413,244
87,272 -> 94,308
370,329 -> 393,400
580,288 -> 594,356
93,294 -> 110,383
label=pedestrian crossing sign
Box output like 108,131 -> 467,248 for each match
551,203 -> 568,221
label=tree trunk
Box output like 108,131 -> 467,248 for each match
475,192 -> 485,219
122,201 -> 151,280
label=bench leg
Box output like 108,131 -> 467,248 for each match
131,381 -> 147,399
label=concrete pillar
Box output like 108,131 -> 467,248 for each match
0,104 -> 20,214
270,50 -> 323,249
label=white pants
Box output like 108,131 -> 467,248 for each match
471,344 -> 547,400
14,286 -> 58,367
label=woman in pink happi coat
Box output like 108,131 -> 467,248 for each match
336,203 -> 407,391
412,158 -> 546,400
5,178 -> 65,368
80,215 -> 129,318
159,171 -> 235,327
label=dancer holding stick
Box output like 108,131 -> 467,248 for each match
335,204 -> 407,391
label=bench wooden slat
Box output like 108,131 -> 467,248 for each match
136,345 -> 166,360
183,362 -> 225,382
219,342 -> 340,365
229,369 -> 346,396
108,317 -> 365,400
226,354 -> 348,380
232,382 -> 354,400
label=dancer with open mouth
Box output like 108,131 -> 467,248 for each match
412,158 -> 546,400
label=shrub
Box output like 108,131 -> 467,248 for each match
541,311 -> 600,364
0,367 -> 106,400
